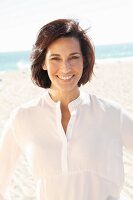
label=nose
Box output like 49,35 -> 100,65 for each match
60,60 -> 71,73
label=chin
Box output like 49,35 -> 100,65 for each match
58,84 -> 79,92
51,78 -> 80,92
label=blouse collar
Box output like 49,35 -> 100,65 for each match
44,89 -> 85,111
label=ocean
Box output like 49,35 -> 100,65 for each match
0,43 -> 133,71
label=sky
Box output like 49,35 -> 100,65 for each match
0,0 -> 133,52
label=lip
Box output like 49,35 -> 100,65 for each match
57,75 -> 74,81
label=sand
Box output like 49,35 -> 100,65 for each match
0,58 -> 133,199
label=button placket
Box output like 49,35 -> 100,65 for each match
61,140 -> 68,174
66,107 -> 77,140
55,103 -> 69,174
55,101 -> 78,174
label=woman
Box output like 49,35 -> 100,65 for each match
0,19 -> 133,200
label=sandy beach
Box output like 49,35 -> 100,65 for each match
0,58 -> 133,199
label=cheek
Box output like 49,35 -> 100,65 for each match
76,64 -> 84,74
47,65 -> 56,74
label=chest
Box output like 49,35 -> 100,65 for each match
20,110 -> 123,184
61,109 -> 71,134
17,105 -> 123,186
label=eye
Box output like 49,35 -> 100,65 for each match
50,57 -> 60,61
70,56 -> 80,60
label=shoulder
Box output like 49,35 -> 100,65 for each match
11,91 -> 48,120
83,91 -> 122,114
91,94 -> 121,110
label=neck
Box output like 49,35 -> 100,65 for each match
48,88 -> 80,107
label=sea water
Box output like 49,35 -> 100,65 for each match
0,43 -> 133,71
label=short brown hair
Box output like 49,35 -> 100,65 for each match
31,19 -> 95,88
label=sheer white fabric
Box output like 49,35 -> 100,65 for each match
0,91 -> 133,200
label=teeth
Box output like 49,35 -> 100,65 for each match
58,75 -> 73,80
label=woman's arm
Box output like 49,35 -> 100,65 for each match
0,110 -> 22,199
121,109 -> 133,154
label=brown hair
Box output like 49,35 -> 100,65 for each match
31,19 -> 95,88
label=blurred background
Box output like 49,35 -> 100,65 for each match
0,0 -> 133,70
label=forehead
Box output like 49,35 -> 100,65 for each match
47,37 -> 81,53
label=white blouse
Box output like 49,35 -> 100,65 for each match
0,91 -> 133,200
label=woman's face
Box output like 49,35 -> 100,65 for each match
43,37 -> 83,93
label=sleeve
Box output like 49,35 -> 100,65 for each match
0,109 -> 22,199
121,108 -> 133,154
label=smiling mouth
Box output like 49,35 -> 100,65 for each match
57,75 -> 74,80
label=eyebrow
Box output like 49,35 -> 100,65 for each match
49,52 -> 81,57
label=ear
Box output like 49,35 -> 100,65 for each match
42,64 -> 47,70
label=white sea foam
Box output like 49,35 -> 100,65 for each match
17,60 -> 30,70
